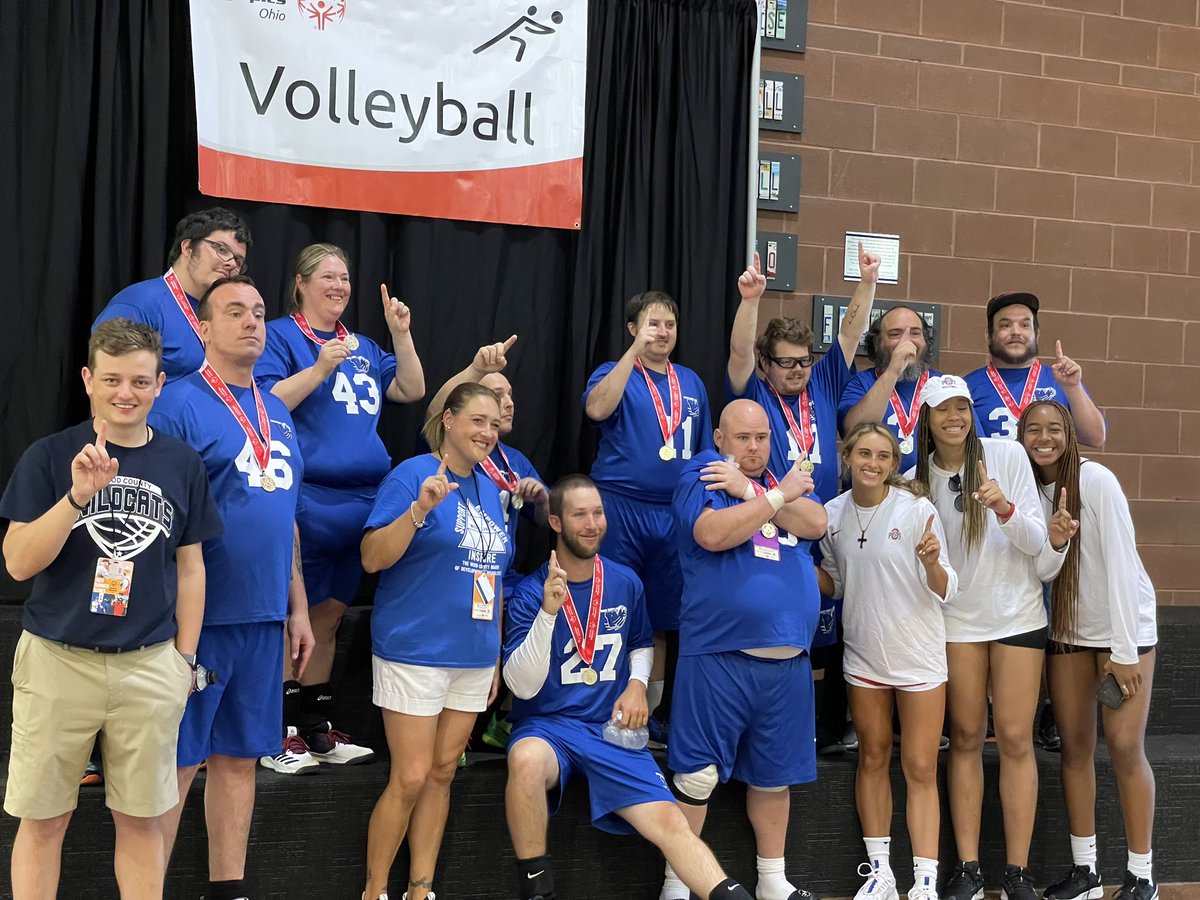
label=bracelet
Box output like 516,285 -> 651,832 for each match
997,501 -> 1016,523
764,488 -> 786,513
66,490 -> 88,512
409,502 -> 427,529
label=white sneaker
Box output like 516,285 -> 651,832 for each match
909,883 -> 939,900
854,863 -> 899,900
259,726 -> 320,775
401,893 -> 435,899
306,723 -> 376,765
362,894 -> 388,900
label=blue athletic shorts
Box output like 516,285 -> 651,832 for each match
669,651 -> 816,788
297,482 -> 374,605
510,715 -> 674,835
177,621 -> 285,766
597,489 -> 681,631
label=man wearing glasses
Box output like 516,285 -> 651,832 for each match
94,208 -> 253,383
726,241 -> 880,505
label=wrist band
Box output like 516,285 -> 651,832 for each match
765,488 -> 786,512
742,482 -> 757,501
997,501 -> 1016,523
410,502 -> 427,529
66,490 -> 88,512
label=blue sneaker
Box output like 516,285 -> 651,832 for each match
647,716 -> 669,750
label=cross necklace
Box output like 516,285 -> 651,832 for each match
851,490 -> 887,548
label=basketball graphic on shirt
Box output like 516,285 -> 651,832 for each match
72,476 -> 174,561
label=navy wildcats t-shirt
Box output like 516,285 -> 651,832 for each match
0,421 -> 223,649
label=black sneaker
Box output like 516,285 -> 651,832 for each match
1037,702 -> 1062,753
941,861 -> 985,900
1114,871 -> 1158,900
1000,865 -> 1038,900
1043,865 -> 1102,900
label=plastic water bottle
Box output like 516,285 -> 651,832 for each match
603,711 -> 649,750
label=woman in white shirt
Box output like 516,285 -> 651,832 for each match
1018,400 -> 1158,900
909,376 -> 1064,900
819,423 -> 957,900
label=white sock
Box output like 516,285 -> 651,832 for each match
1070,834 -> 1098,874
647,680 -> 665,713
914,857 -> 938,891
660,862 -> 689,900
1128,850 -> 1153,881
756,856 -> 795,900
864,837 -> 892,874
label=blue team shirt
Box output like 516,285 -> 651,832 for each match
149,373 -> 303,625
255,317 -> 398,488
505,557 -> 653,725
94,276 -> 206,383
584,361 -> 714,503
486,443 -> 544,591
672,450 -> 820,656
964,364 -> 1074,440
726,350 -> 854,504
366,454 -> 509,668
837,368 -> 944,473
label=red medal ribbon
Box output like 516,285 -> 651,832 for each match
635,360 -> 682,444
199,363 -> 272,476
985,360 -> 1042,420
163,271 -> 204,342
887,371 -> 929,440
560,555 -> 604,666
292,312 -> 350,346
766,382 -> 815,456
480,445 -> 519,493
746,468 -> 781,497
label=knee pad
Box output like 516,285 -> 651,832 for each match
672,764 -> 719,804
746,782 -> 789,793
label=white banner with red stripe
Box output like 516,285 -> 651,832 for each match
190,0 -> 587,229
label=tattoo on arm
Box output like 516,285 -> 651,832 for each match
843,306 -> 858,327
292,532 -> 302,579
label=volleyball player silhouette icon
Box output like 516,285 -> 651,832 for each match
473,7 -> 564,62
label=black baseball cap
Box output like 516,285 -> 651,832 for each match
986,291 -> 1040,329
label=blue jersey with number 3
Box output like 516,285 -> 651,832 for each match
256,318 -> 397,488
149,373 -> 303,625
505,558 -> 653,725
584,361 -> 714,503
963,364 -> 1073,440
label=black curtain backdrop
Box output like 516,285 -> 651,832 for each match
0,0 -> 755,593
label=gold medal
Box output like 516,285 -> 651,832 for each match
659,445 -> 676,461
799,460 -> 814,473
760,522 -> 777,539
260,473 -> 277,493
344,334 -> 359,351
581,667 -> 599,685
511,496 -> 524,510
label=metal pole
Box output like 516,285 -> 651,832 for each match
746,0 -> 763,266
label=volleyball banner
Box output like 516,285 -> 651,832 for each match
190,0 -> 587,229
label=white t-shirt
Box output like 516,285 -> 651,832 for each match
1036,461 -> 1157,665
821,487 -> 958,685
913,438 -> 1057,643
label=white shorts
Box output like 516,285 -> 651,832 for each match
845,671 -> 943,693
371,657 -> 494,716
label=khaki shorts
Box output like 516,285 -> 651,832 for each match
371,657 -> 494,716
5,631 -> 193,819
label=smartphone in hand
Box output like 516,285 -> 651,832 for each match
1096,672 -> 1126,709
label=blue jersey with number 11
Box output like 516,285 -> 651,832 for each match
584,362 -> 713,503
256,318 -> 397,488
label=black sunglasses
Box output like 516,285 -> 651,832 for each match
948,474 -> 965,513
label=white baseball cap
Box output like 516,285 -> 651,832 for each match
920,374 -> 972,409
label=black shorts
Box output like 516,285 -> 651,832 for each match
996,626 -> 1049,650
1047,641 -> 1156,656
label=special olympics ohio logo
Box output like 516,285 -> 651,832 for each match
297,0 -> 346,30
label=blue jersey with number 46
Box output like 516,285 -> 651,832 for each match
256,317 -> 397,488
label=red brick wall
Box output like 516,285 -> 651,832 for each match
760,0 -> 1200,604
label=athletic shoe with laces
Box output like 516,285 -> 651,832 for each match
481,712 -> 513,750
1043,865 -> 1102,900
647,716 -> 669,750
400,892 -> 435,900
941,861 -> 985,900
80,759 -> 103,786
259,726 -> 320,775
304,722 -> 375,765
909,883 -> 939,900
1113,871 -> 1158,900
1000,864 -> 1038,900
854,863 -> 899,900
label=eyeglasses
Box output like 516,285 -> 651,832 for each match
202,239 -> 247,273
947,474 -> 965,513
766,354 -> 815,369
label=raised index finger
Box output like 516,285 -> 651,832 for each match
502,334 -> 519,352
977,459 -> 989,483
380,283 -> 392,305
95,419 -> 108,451
1058,487 -> 1068,512
1055,339 -> 1064,361
549,548 -> 559,573
924,513 -> 935,535
436,454 -> 449,478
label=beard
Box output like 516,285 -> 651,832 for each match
989,335 -> 1038,366
874,347 -> 930,381
560,527 -> 603,561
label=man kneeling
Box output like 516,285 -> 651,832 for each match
503,475 -> 752,900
